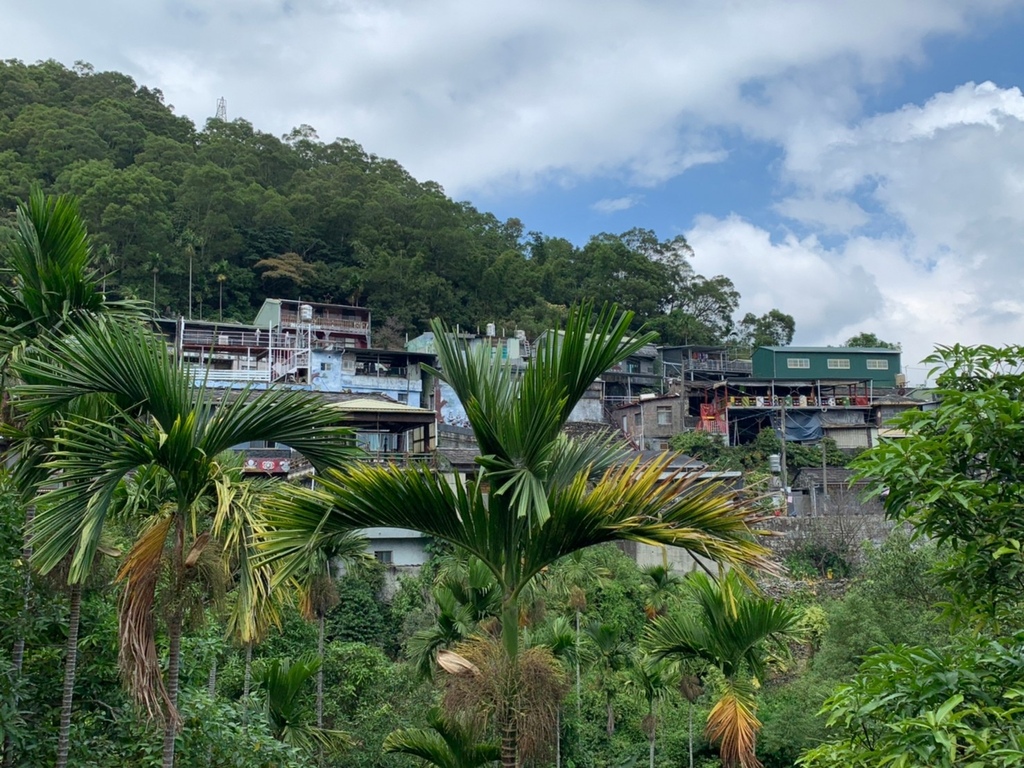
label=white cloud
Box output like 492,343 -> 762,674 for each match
6,0 -> 1024,369
772,197 -> 869,233
592,195 -> 641,214
694,81 -> 1024,374
1,0 -> 1015,195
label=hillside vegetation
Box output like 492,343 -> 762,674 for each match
0,59 -> 791,347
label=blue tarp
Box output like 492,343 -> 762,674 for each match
771,410 -> 823,441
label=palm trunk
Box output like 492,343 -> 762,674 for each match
55,581 -> 83,768
556,706 -> 561,768
206,654 -> 217,764
500,598 -> 520,768
606,695 -> 615,736
5,503 -> 35,767
242,641 -> 253,729
161,517 -> 185,768
11,504 -> 33,676
574,611 -> 581,722
688,701 -> 693,768
207,656 -> 217,697
648,700 -> 656,768
161,613 -> 183,768
317,613 -> 325,729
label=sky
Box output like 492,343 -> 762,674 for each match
6,0 -> 1024,384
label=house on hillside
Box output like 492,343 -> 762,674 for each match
751,346 -> 901,387
614,393 -> 690,450
660,345 -> 753,382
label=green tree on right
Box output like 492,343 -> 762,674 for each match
800,344 -> 1024,767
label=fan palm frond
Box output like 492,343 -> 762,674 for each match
384,708 -> 499,768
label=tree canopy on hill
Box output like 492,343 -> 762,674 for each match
0,59 -> 793,345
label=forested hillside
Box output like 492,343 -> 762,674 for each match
0,59 -> 792,346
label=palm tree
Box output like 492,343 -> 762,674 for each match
253,655 -> 350,757
627,656 -> 678,768
642,565 -> 683,620
212,475 -> 290,719
644,571 -> 799,768
274,524 -> 369,729
405,557 -> 503,680
531,615 -> 584,768
384,707 -> 500,768
585,621 -> 632,736
547,551 -> 610,737
0,189 -> 139,768
262,303 -> 774,768
13,318 -> 360,768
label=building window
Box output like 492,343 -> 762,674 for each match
656,406 -> 672,426
787,358 -> 810,369
634,412 -> 642,426
397,392 -> 409,403
866,359 -> 889,370
374,550 -> 393,565
320,362 -> 333,372
827,358 -> 851,369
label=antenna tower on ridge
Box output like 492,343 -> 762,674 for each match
215,97 -> 227,121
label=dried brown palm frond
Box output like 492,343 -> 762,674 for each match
705,678 -> 761,768
173,531 -> 227,633
298,571 -> 339,622
679,673 -> 703,703
117,515 -> 174,724
442,634 -> 568,765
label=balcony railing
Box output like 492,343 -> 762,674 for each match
181,329 -> 285,349
280,311 -> 370,333
184,365 -> 271,383
715,394 -> 873,410
677,358 -> 753,374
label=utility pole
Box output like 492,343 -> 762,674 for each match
779,398 -> 788,492
821,439 -> 828,511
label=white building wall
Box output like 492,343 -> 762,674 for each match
362,527 -> 430,567
569,398 -> 605,422
436,380 -> 470,427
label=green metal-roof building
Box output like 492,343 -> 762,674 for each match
751,346 -> 901,386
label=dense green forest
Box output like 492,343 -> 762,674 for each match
0,59 -> 792,347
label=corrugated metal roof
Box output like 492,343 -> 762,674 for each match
328,398 -> 434,415
758,346 -> 899,354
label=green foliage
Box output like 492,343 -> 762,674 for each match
383,707 -> 500,768
811,533 -> 948,681
757,675 -> 834,768
854,343 -> 1024,619
801,636 -> 1024,768
253,654 -> 350,755
670,428 -> 847,474
327,563 -> 401,656
735,309 -> 796,351
843,332 -> 900,350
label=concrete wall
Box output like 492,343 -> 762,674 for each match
308,349 -> 424,405
362,527 -> 429,567
436,380 -> 470,427
617,397 -> 686,450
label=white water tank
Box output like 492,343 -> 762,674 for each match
299,304 -> 313,322
485,322 -> 496,337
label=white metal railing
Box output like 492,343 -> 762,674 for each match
185,366 -> 271,383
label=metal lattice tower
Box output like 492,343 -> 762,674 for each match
215,97 -> 227,121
